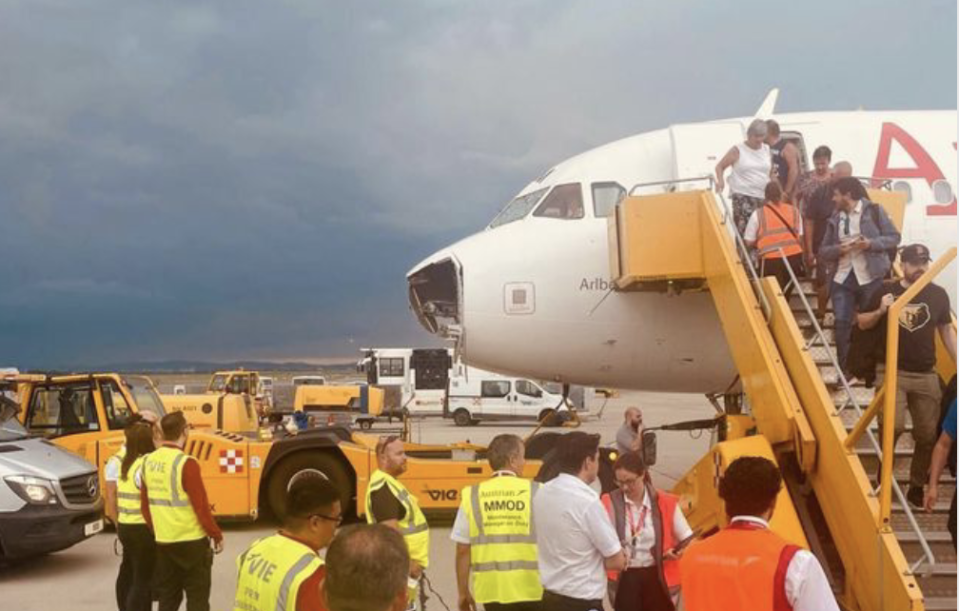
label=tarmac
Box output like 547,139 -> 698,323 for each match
0,390 -> 715,610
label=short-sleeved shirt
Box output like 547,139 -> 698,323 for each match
369,486 -> 407,523
532,473 -> 622,600
802,182 -> 835,253
866,281 -> 952,372
944,400 -> 956,442
615,424 -> 639,455
104,455 -> 121,483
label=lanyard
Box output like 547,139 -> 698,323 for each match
627,502 -> 648,540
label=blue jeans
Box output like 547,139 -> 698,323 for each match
831,273 -> 882,374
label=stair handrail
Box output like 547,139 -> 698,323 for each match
877,247 -> 957,527
777,246 -> 939,573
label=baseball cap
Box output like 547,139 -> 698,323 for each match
900,244 -> 932,264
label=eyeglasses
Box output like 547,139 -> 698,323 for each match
615,476 -> 642,488
311,512 -> 344,526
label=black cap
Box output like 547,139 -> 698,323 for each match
900,244 -> 932,264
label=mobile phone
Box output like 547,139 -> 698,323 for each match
667,533 -> 697,555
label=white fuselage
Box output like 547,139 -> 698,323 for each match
408,110 -> 957,393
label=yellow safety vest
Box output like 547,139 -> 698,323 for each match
234,534 -> 323,611
117,455 -> 147,526
143,446 -> 207,543
365,470 -> 430,568
461,476 -> 542,604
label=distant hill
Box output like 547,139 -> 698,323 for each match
65,359 -> 359,374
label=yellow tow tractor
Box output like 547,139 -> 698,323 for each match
160,370 -> 263,434
292,384 -> 385,431
12,372 -> 619,521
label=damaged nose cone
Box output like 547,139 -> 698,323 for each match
407,256 -> 462,337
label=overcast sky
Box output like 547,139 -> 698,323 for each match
1,0 -> 955,368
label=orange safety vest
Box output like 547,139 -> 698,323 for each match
756,202 -> 802,260
600,487 -> 681,589
679,521 -> 800,611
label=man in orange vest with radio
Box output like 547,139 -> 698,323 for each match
680,456 -> 838,611
745,181 -> 804,300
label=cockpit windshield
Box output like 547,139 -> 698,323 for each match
489,187 -> 548,229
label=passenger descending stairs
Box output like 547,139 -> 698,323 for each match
609,186 -> 956,611
792,287 -> 957,611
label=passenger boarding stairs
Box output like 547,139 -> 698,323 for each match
608,182 -> 957,611
791,283 -> 957,610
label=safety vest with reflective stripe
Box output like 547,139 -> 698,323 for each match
234,534 -> 323,611
143,445 -> 207,543
117,455 -> 147,526
679,521 -> 800,611
756,202 -> 802,260
461,475 -> 542,604
364,469 -> 430,568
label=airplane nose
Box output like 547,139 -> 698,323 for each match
407,254 -> 462,338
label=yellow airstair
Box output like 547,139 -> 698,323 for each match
609,183 -> 957,611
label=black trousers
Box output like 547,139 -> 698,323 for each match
116,524 -> 157,611
760,254 -> 804,300
613,567 -> 674,611
485,602 -> 542,611
541,591 -> 603,611
154,538 -> 213,611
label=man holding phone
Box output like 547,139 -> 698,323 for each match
818,176 -> 901,377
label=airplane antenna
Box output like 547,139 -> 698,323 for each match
755,88 -> 779,118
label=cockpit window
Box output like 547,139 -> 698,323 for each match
592,182 -> 626,218
489,188 -> 549,229
533,183 -> 584,220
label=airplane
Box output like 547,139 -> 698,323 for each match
405,90 -> 957,393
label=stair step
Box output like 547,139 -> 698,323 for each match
922,597 -> 959,611
912,564 -> 957,601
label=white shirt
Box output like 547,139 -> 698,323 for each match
622,492 -> 693,568
532,473 -> 622,600
104,454 -> 121,483
728,142 -> 772,199
730,517 -> 839,611
450,471 -> 519,545
833,199 -> 874,285
744,207 -> 804,244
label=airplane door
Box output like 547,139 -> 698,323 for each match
668,122 -> 745,189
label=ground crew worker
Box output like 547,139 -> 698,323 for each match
745,181 -> 804,300
601,451 -> 692,611
533,432 -> 627,611
679,456 -> 838,611
366,435 -> 430,610
451,434 -> 542,611
323,524 -> 411,611
234,475 -> 342,611
115,422 -> 157,611
141,411 -> 223,611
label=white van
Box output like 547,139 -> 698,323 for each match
446,368 -> 568,426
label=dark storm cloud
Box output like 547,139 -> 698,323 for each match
0,0 -> 954,366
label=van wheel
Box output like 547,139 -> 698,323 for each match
538,409 -> 560,427
267,452 -> 352,521
358,419 -> 373,431
453,409 -> 472,427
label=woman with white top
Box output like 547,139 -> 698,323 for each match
601,452 -> 693,611
715,118 -> 774,237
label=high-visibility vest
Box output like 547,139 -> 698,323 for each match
234,534 -> 323,611
117,455 -> 147,526
460,475 -> 542,604
679,521 -> 801,611
143,446 -> 207,543
600,487 -> 681,588
364,470 -> 430,568
756,202 -> 802,260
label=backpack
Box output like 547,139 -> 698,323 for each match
866,202 -> 898,265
